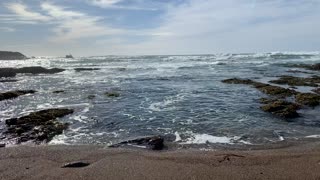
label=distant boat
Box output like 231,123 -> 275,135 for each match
65,54 -> 74,59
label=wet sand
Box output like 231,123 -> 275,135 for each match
1,143 -> 320,180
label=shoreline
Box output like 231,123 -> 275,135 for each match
1,142 -> 320,179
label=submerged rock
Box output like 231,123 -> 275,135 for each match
0,79 -> 18,83
269,75 -> 320,87
109,136 -> 164,150
105,92 -> 120,97
74,68 -> 100,72
295,93 -> 320,107
4,109 -> 73,144
0,67 -> 65,78
260,99 -> 300,119
0,51 -> 26,60
0,90 -> 36,101
288,63 -> 320,71
52,90 -> 65,94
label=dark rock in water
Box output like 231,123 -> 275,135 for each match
0,79 -> 18,83
312,88 -> 320,94
0,51 -> 26,60
74,68 -> 100,72
52,90 -> 64,94
288,63 -> 320,71
4,109 -> 73,144
0,90 -> 36,101
62,161 -> 90,168
222,78 -> 297,97
295,93 -> 320,107
269,75 -> 320,87
88,95 -> 96,99
0,144 -> 5,148
109,136 -> 164,150
0,67 -> 65,78
105,92 -> 120,97
65,54 -> 74,59
260,99 -> 300,119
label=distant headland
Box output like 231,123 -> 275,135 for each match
0,51 -> 27,60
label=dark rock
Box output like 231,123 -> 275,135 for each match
74,68 -> 100,72
4,109 -> 73,144
0,51 -> 26,60
295,93 -> 320,107
260,99 -> 300,119
62,161 -> 90,168
105,92 -> 120,97
222,78 -> 296,97
312,88 -> 320,94
88,95 -> 96,99
0,79 -> 18,83
109,136 -> 164,150
0,90 -> 36,101
288,63 -> 320,71
65,54 -> 74,59
0,67 -> 65,78
53,90 -> 64,94
0,144 -> 5,148
269,76 -> 320,87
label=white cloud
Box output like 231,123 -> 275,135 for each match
86,0 -> 157,10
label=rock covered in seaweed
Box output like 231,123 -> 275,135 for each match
4,109 -> 73,144
295,93 -> 320,107
269,76 -> 320,87
260,99 -> 300,119
0,90 -> 36,101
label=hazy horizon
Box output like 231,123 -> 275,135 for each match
1,0 -> 320,56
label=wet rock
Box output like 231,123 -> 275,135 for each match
0,51 -> 26,60
260,99 -> 300,119
269,75 -> 320,87
88,95 -> 96,99
222,78 -> 296,97
0,144 -> 5,148
288,63 -> 320,71
0,90 -> 36,101
52,90 -> 64,94
105,92 -> 120,97
4,109 -> 73,144
74,68 -> 100,72
295,93 -> 320,107
312,88 -> 320,94
0,67 -> 65,78
109,136 -> 164,150
0,79 -> 19,83
62,161 -> 90,168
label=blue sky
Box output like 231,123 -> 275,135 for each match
0,0 -> 320,56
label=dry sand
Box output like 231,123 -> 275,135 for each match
1,143 -> 320,180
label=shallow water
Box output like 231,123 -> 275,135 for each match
0,52 -> 320,148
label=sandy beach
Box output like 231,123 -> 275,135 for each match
1,142 -> 320,180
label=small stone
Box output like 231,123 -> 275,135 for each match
62,161 -> 90,168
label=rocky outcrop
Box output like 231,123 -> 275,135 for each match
109,136 -> 164,150
295,93 -> 320,107
0,51 -> 26,60
0,90 -> 36,101
0,67 -> 65,78
288,63 -> 320,71
269,75 -> 320,87
4,109 -> 73,144
74,68 -> 100,72
260,99 -> 300,119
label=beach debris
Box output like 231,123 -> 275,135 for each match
52,90 -> 65,94
74,68 -> 101,72
0,144 -> 5,148
217,154 -> 245,163
105,92 -> 120,97
269,75 -> 320,87
109,136 -> 165,150
62,161 -> 90,168
260,99 -> 300,119
4,109 -> 73,144
0,90 -> 36,101
0,67 -> 65,78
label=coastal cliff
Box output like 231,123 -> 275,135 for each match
0,51 -> 26,60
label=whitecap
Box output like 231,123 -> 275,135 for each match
306,135 -> 320,138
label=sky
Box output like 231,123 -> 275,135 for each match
0,0 -> 320,56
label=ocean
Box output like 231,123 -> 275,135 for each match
1,52 -> 320,149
